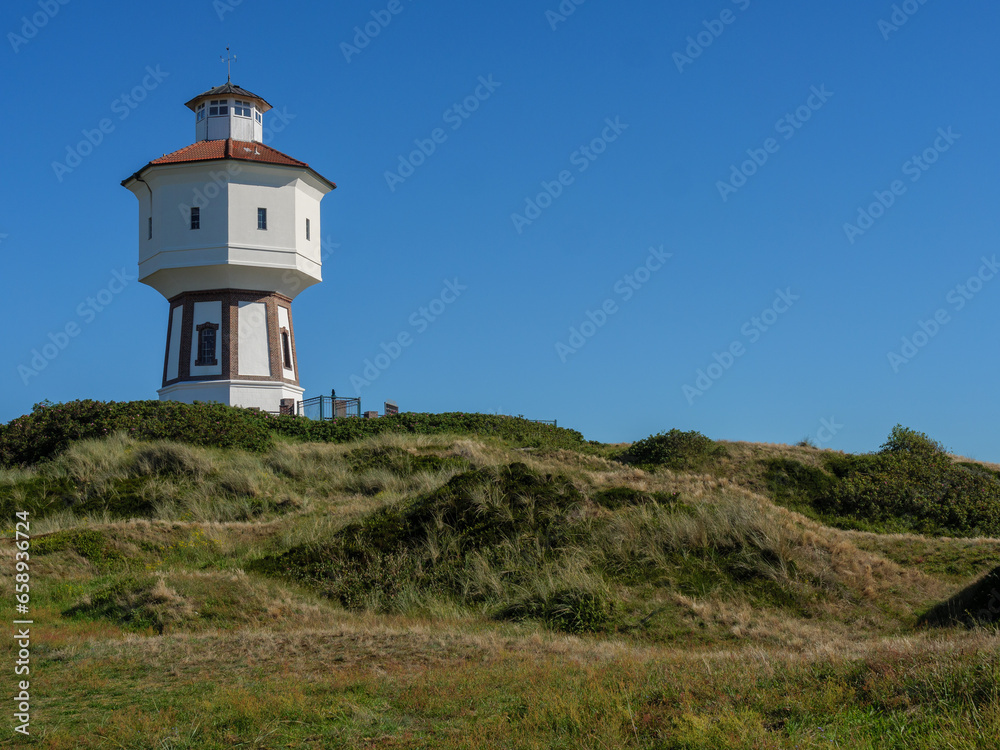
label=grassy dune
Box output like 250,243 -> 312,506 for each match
1,415 -> 998,748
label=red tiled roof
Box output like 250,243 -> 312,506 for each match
124,139 -> 336,190
151,139 -> 308,167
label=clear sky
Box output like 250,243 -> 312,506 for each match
2,0 -> 998,458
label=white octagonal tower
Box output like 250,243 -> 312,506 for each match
122,82 -> 336,413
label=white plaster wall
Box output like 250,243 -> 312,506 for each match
293,179 -> 325,270
238,301 -> 270,377
132,164 -> 231,270
166,305 -> 183,381
278,305 -> 295,376
190,300 -> 223,377
127,160 -> 332,300
228,169 -> 297,252
159,381 -> 303,413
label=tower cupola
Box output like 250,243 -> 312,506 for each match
184,83 -> 272,143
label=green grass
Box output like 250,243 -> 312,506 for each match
1,410 -> 999,747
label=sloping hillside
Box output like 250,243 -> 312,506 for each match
1,402 -> 998,748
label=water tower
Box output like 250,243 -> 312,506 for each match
122,78 -> 336,413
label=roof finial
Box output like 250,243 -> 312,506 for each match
221,46 -> 236,84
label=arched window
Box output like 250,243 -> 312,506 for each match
281,328 -> 293,370
195,322 -> 219,367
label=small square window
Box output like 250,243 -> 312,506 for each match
190,207 -> 200,230
257,208 -> 267,230
305,218 -> 310,240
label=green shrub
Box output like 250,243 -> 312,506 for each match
814,427 -> 1000,537
763,458 -> 837,510
879,424 -> 947,457
268,412 -> 585,450
620,429 -> 724,471
0,403 -> 584,468
0,400 -> 272,467
496,587 -> 616,634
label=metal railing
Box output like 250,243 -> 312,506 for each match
297,395 -> 362,420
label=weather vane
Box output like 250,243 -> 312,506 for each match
221,46 -> 236,83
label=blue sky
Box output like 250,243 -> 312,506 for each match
2,0 -> 999,458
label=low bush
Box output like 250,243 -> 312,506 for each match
620,429 -> 725,471
496,587 -> 616,634
63,574 -> 194,634
250,462 -> 602,629
0,400 -> 272,467
0,402 -> 584,468
267,411 -> 585,450
813,427 -> 1000,537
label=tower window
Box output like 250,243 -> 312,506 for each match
209,99 -> 228,117
190,207 -> 200,230
234,100 -> 251,117
305,218 -> 310,240
195,323 -> 219,367
148,217 -> 152,239
196,103 -> 206,121
258,208 -> 267,230
255,111 -> 262,123
281,328 -> 292,370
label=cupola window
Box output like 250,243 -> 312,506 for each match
190,207 -> 200,230
257,208 -> 267,230
196,103 -> 206,121
209,100 -> 228,117
234,100 -> 252,117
